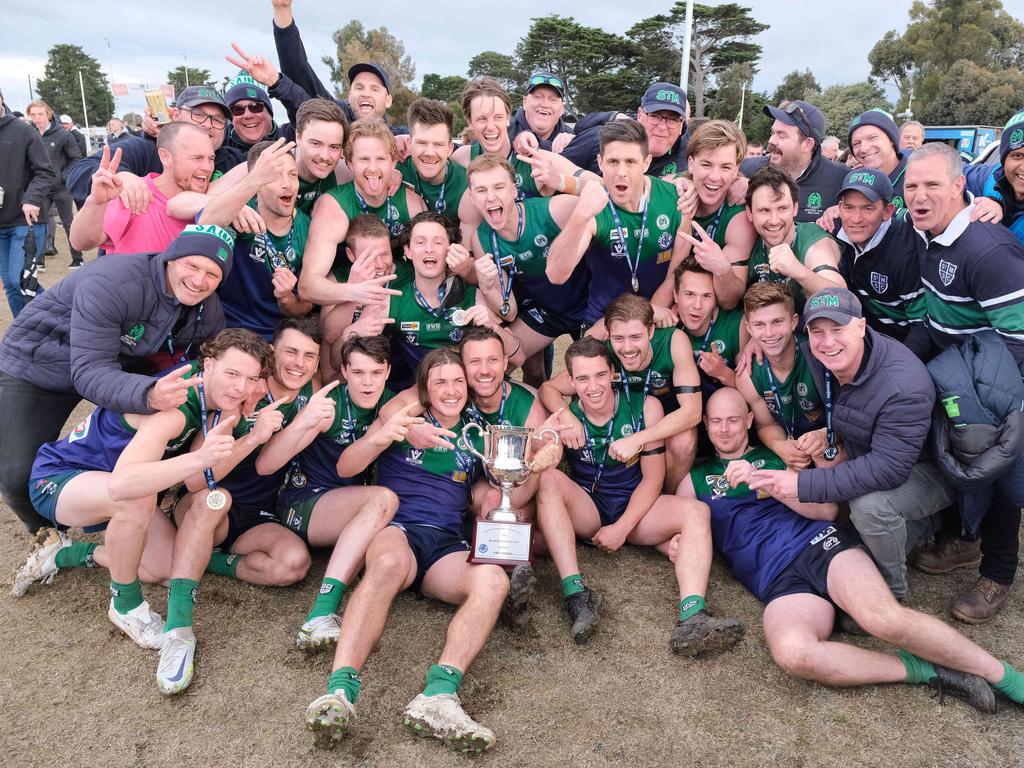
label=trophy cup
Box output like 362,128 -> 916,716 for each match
461,422 -> 559,566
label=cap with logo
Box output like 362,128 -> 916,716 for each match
999,108 -> 1024,165
803,287 -> 863,326
836,167 -> 894,204
59,114 -> 73,125
847,109 -> 899,154
640,82 -> 688,117
225,70 -> 273,110
347,63 -> 391,93
526,72 -> 565,98
175,86 -> 230,120
763,100 -> 826,144
162,224 -> 236,278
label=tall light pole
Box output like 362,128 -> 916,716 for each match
678,0 -> 694,92
182,54 -> 190,88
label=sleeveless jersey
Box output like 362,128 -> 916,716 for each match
608,326 -> 679,413
683,306 -> 744,398
694,202 -> 745,248
296,174 -> 341,217
748,336 -> 825,437
690,446 -> 832,602
468,381 -> 535,428
747,222 -> 833,308
387,281 -> 478,386
326,182 -> 414,239
469,143 -> 539,199
564,391 -> 645,498
397,158 -> 468,222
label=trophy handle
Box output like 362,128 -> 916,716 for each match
460,421 -> 487,463
528,427 -> 560,471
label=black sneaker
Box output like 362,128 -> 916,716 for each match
43,239 -> 57,256
564,587 -> 603,644
69,259 -> 83,270
670,610 -> 745,657
930,664 -> 996,714
500,562 -> 537,631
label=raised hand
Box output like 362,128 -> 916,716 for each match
197,415 -> 238,466
225,42 -> 279,87
86,145 -> 124,206
147,364 -> 200,412
372,401 -> 426,448
252,396 -> 289,442
297,380 -> 340,430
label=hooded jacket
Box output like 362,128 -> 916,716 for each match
0,246 -> 225,414
0,113 -> 57,228
38,118 -> 83,194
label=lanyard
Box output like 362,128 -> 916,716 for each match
414,166 -> 448,215
763,340 -> 798,439
355,188 -> 395,232
166,304 -> 205,364
259,225 -> 297,273
469,381 -> 508,425
607,184 -> 651,293
488,202 -> 523,317
695,317 -> 716,358
582,390 -> 619,494
618,365 -> 651,432
823,371 -> 838,460
698,202 -> 726,243
413,279 -> 448,317
427,409 -> 473,483
196,377 -> 222,493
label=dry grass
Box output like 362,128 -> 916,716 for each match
1,236 -> 1022,768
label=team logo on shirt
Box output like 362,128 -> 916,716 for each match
656,214 -> 670,231
713,340 -> 726,354
68,415 -> 91,443
796,382 -> 808,397
449,328 -> 464,343
870,271 -> 889,293
534,234 -> 548,248
621,424 -> 634,436
120,322 -> 146,349
807,192 -> 822,208
705,474 -> 731,500
658,232 -> 673,250
938,259 -> 957,287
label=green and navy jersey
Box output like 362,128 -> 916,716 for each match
219,381 -> 314,507
587,176 -> 682,322
918,214 -> 1024,368
608,326 -> 679,413
889,155 -> 908,212
397,158 -> 468,222
747,222 -> 833,310
296,174 -> 341,217
691,446 -> 832,603
326,182 -> 415,239
219,208 -> 310,340
290,386 -> 395,490
477,196 -> 588,322
387,281 -> 478,388
32,364 -> 204,478
468,381 -> 535,428
837,217 -> 926,346
469,143 -> 539,199
694,202 -> 745,248
376,413 -> 484,532
748,336 -> 825,437
565,391 -> 646,499
682,306 -> 744,398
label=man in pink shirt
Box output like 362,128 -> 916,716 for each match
70,122 -> 214,255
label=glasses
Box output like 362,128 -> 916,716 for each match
644,111 -> 684,127
230,102 -> 267,117
529,74 -> 564,92
779,100 -> 821,140
181,106 -> 227,131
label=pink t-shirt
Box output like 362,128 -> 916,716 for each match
102,173 -> 189,254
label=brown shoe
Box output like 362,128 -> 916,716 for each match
911,537 -> 981,575
950,577 -> 1011,624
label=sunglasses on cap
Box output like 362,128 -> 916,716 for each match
230,102 -> 267,116
529,74 -> 564,92
779,100 -> 820,140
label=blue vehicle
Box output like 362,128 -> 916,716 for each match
924,125 -> 1001,160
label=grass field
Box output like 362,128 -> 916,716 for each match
1,236 -> 1022,768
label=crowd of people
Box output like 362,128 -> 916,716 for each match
1,0 -> 1023,755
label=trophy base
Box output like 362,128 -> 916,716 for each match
468,519 -> 533,566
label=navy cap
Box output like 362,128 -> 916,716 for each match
175,86 -> 230,119
347,63 -> 391,93
803,287 -> 863,326
640,82 -> 687,117
848,109 -> 899,154
1000,109 -> 1024,165
225,71 -> 273,110
836,167 -> 894,204
163,224 -> 235,278
527,71 -> 565,98
764,100 -> 825,143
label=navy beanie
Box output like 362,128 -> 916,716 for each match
225,72 -> 273,110
848,109 -> 899,154
999,109 -> 1024,165
163,225 -> 235,278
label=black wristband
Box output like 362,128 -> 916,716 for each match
812,264 -> 842,275
673,385 -> 700,395
640,446 -> 666,456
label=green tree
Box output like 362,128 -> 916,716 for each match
815,81 -> 891,140
466,51 -> 525,97
630,3 -> 768,118
36,44 -> 114,126
421,73 -> 468,133
770,69 -> 821,105
918,59 -> 1024,125
322,20 -> 418,124
166,65 -> 214,94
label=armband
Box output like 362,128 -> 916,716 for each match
812,264 -> 842,275
640,446 -> 666,457
673,385 -> 700,395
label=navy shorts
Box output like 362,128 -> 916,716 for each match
29,470 -> 108,533
518,299 -> 587,341
763,525 -> 863,606
221,501 -> 289,551
392,522 -> 469,591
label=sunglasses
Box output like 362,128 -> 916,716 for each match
529,74 -> 564,92
230,102 -> 267,116
779,100 -> 821,141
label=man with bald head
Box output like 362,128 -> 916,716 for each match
677,387 -> 1024,713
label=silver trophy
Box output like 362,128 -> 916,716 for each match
461,422 -> 559,565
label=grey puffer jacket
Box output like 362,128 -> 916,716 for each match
0,249 -> 225,414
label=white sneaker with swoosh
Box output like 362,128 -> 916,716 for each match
156,627 -> 197,695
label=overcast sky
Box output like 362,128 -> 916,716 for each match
3,0 -> 1022,126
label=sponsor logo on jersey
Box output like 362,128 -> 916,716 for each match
427,322 -> 441,331
407,448 -> 424,465
69,415 -> 92,442
400,321 -> 420,331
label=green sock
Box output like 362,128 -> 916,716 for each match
327,666 -> 361,704
678,595 -> 706,622
55,542 -> 98,569
897,649 -> 937,685
306,578 -> 347,621
995,661 -> 1024,704
109,579 -> 143,615
422,663 -> 463,697
561,573 -> 586,598
205,551 -> 241,578
164,578 -> 200,632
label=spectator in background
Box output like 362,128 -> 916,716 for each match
746,140 -> 764,158
107,117 -> 133,145
821,136 -> 840,161
27,99 -> 83,270
899,120 -> 925,151
60,114 -> 87,157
